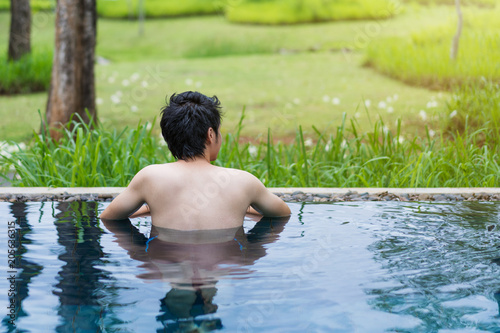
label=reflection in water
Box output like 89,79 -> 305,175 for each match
102,216 -> 289,332
2,203 -> 43,333
52,202 -> 122,332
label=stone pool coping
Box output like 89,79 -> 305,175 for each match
1,187 -> 500,202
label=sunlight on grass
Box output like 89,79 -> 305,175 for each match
226,0 -> 397,24
365,6 -> 500,90
96,0 -> 221,18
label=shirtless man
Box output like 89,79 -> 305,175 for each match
100,91 -> 290,229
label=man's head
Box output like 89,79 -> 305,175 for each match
160,91 -> 223,161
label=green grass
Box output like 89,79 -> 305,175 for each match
365,6 -> 500,90
97,0 -> 222,18
445,81 -> 500,140
404,0 -> 496,7
0,114 -> 168,187
0,0 -> 55,11
2,104 -> 499,187
0,49 -> 52,94
0,9 -> 449,142
226,0 -> 397,25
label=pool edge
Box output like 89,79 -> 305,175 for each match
1,187 -> 499,202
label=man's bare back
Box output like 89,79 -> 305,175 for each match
101,160 -> 289,229
100,91 -> 290,229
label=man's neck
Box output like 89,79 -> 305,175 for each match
178,155 -> 211,165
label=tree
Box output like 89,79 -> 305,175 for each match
46,0 -> 97,140
450,0 -> 462,60
8,0 -> 31,61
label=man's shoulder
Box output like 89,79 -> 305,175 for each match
212,166 -> 262,188
138,163 -> 168,174
135,163 -> 174,180
213,166 -> 255,178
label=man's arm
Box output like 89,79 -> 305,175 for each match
99,170 -> 148,220
248,175 -> 291,217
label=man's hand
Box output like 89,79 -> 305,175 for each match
246,206 -> 262,216
129,204 -> 151,218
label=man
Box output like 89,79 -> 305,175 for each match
100,91 -> 291,229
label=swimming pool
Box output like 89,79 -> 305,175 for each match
1,201 -> 499,332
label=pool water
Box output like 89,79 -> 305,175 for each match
1,201 -> 500,332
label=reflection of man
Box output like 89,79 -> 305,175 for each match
100,91 -> 290,228
102,214 -> 289,331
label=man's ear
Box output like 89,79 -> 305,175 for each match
207,127 -> 216,143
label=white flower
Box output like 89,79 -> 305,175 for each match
122,79 -> 130,87
116,90 -> 123,97
108,77 -> 116,84
428,129 -> 435,137
378,101 -> 387,109
449,110 -> 458,118
387,106 -> 394,113
305,138 -> 313,147
185,78 -> 193,86
386,96 -> 393,103
398,137 -> 404,144
131,105 -> 138,112
426,101 -> 438,108
130,73 -> 140,82
393,94 -> 399,101
322,95 -> 330,103
141,81 -> 149,88
340,140 -> 347,148
248,145 -> 258,157
0,142 -> 26,158
383,126 -> 389,134
364,99 -> 371,108
146,123 -> 152,130
325,142 -> 331,152
96,98 -> 103,105
419,110 -> 427,121
332,97 -> 340,105
354,112 -> 361,118
195,81 -> 202,88
293,98 -> 301,105
111,95 -> 121,104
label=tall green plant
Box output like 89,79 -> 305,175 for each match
446,81 -> 500,143
1,113 -> 171,187
2,102 -> 500,187
0,49 -> 52,94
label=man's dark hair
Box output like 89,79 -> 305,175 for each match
160,91 -> 222,160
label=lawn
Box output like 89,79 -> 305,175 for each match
365,5 -> 500,90
0,7 -> 452,142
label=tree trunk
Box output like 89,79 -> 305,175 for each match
450,0 -> 462,61
8,0 -> 31,61
46,0 -> 97,140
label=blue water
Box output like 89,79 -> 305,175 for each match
1,201 -> 500,332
